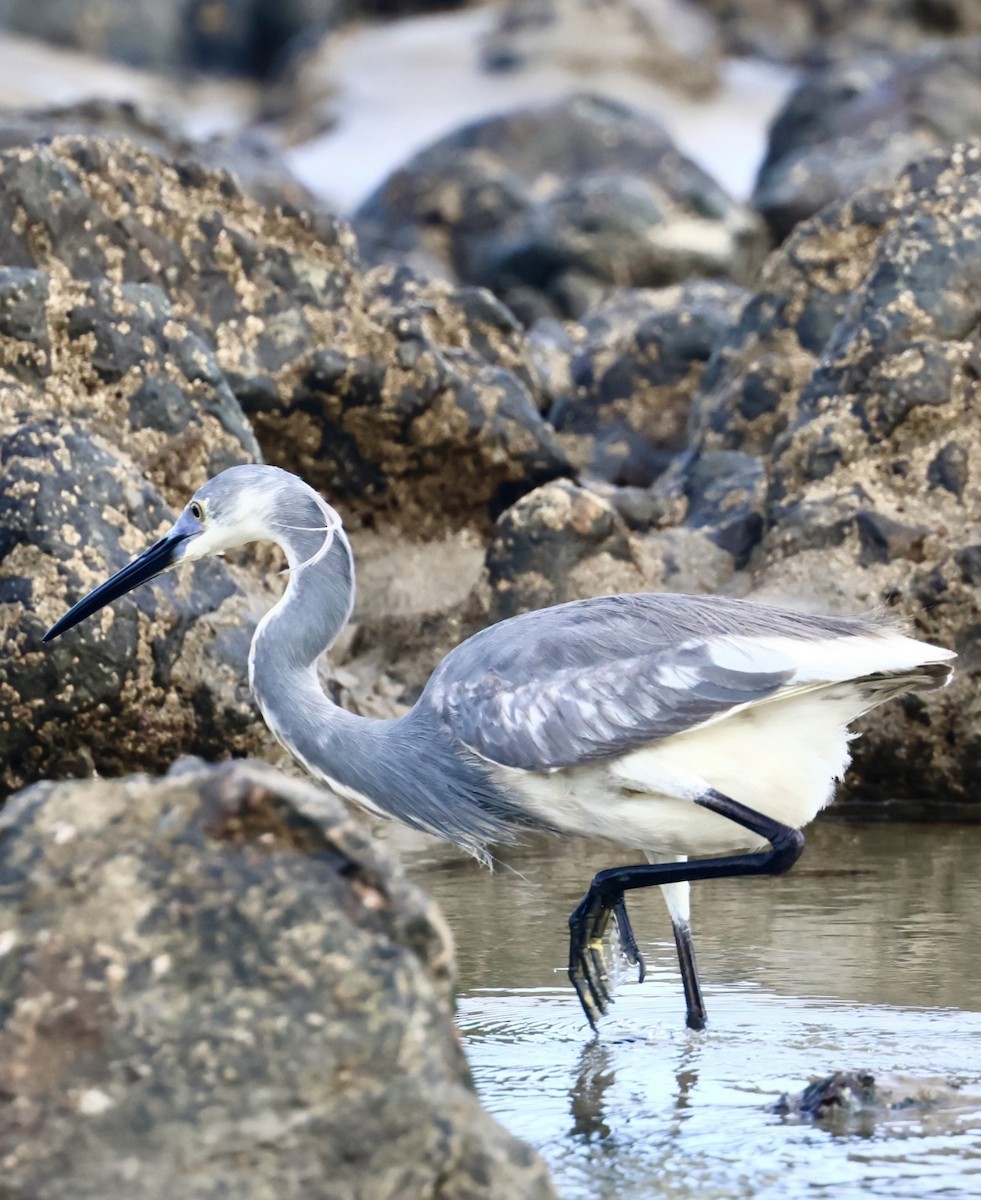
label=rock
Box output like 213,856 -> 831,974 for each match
547,281 -> 748,486
0,758 -> 558,1200
484,477 -> 739,622
1,0 -> 188,73
237,265 -> 570,536
0,267 -> 260,501
0,99 -> 319,212
0,420 -> 274,795
753,39 -> 981,241
694,0 -> 981,64
0,134 -> 563,534
775,1070 -> 981,1132
354,94 -> 767,322
689,142 -> 981,805
0,0 -> 400,77
481,0 -> 721,98
486,480 -> 637,620
683,450 -> 766,568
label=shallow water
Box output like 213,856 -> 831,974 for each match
402,819 -> 981,1199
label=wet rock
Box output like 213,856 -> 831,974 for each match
547,281 -> 748,486
481,0 -> 721,98
0,420 -> 274,795
354,94 -> 767,322
0,758 -> 558,1200
753,39 -> 981,241
775,1071 -> 981,1133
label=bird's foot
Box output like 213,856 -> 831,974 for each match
569,883 -> 642,1028
568,887 -> 613,1028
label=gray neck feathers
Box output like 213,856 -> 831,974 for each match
247,482 -> 528,858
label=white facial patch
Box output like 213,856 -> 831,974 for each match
178,488 -> 278,562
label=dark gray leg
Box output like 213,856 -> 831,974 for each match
568,788 -> 805,1029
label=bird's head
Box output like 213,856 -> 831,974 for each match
43,464 -> 331,643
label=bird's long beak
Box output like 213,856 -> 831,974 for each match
42,528 -> 191,642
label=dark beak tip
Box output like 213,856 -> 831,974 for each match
38,530 -> 186,647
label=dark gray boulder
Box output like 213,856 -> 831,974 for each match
354,94 -> 767,322
753,38 -> 981,241
0,99 -> 319,211
690,0 -> 981,64
0,758 -> 558,1200
546,281 -> 748,486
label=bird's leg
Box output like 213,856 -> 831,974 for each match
671,915 -> 706,1031
568,788 -> 805,1029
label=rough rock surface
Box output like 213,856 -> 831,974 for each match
753,38 -> 981,241
239,264 -> 569,534
0,758 -> 558,1200
354,94 -> 767,322
0,132 -> 567,796
481,0 -> 721,98
485,477 -> 739,621
691,142 -> 981,802
0,419 -> 274,794
481,143 -> 981,808
0,134 -> 564,533
0,99 -> 319,212
546,281 -> 748,485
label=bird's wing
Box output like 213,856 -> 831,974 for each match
422,594 -> 821,771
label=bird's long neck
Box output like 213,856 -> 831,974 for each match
252,518 -> 355,678
245,480 -> 527,857
247,496 -> 362,763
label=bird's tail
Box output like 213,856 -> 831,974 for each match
852,660 -> 954,712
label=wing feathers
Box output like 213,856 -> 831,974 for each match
422,594 -> 952,773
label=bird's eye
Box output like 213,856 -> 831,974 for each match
190,501 -> 204,522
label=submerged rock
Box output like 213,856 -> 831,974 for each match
775,1071 -> 981,1134
0,758 -> 558,1200
354,94 -> 766,322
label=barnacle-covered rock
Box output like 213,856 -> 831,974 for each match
0,758 -> 558,1200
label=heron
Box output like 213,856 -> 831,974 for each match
44,464 -> 955,1030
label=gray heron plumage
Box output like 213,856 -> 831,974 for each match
44,465 -> 956,1030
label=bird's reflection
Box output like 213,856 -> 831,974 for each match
568,1028 -> 704,1144
569,1040 -> 617,1142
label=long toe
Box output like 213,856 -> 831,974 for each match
569,890 -> 623,1026
612,896 -> 646,983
